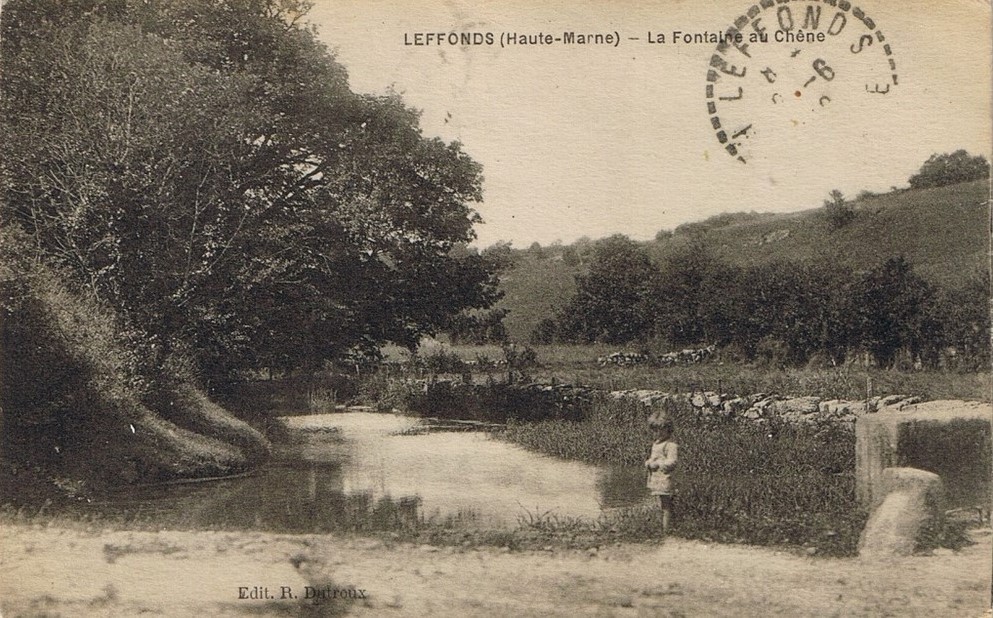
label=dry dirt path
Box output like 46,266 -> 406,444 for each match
1,523 -> 990,617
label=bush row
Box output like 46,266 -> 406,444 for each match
535,236 -> 989,370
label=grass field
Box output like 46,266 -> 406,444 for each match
437,343 -> 991,402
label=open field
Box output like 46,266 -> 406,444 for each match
431,343 -> 992,403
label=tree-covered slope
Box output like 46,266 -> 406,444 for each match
498,180 -> 989,342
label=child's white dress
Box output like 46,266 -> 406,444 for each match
645,440 -> 678,495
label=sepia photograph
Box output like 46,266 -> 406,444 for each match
1,0 -> 991,615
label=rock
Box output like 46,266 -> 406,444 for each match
847,402 -> 870,416
722,397 -> 750,416
753,397 -> 776,411
877,394 -> 925,411
821,399 -> 865,417
859,467 -> 944,559
640,395 -> 664,406
632,390 -> 670,406
880,395 -> 924,410
776,396 -> 821,415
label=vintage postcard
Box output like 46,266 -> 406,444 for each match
1,0 -> 991,615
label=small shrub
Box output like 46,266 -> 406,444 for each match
824,201 -> 856,229
418,348 -> 469,375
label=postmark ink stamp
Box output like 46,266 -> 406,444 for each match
706,0 -> 898,163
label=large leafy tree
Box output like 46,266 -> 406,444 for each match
648,238 -> 716,346
700,261 -> 857,366
1,0 -> 500,382
852,257 -> 936,368
555,235 -> 658,344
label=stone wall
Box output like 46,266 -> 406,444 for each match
609,388 -> 924,425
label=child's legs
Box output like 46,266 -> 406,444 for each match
657,494 -> 673,532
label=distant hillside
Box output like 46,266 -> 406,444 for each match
497,180 -> 990,342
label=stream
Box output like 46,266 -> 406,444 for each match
81,412 -> 651,532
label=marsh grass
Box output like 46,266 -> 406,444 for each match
499,395 -> 867,555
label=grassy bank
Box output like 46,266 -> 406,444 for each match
1,229 -> 271,501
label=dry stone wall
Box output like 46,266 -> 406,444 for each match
608,388 -> 925,425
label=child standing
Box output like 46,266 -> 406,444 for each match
645,419 -> 678,535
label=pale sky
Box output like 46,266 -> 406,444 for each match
309,0 -> 992,247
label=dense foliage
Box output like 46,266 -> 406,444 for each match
447,308 -> 509,344
908,150 -> 990,189
538,237 -> 988,369
1,0 -> 501,385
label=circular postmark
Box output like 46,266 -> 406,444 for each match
706,0 -> 898,164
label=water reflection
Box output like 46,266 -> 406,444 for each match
80,412 -> 649,532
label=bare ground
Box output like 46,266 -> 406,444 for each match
1,523 -> 990,617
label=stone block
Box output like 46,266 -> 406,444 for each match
859,467 -> 943,558
775,396 -> 821,415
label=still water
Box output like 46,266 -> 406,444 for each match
88,412 -> 650,532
